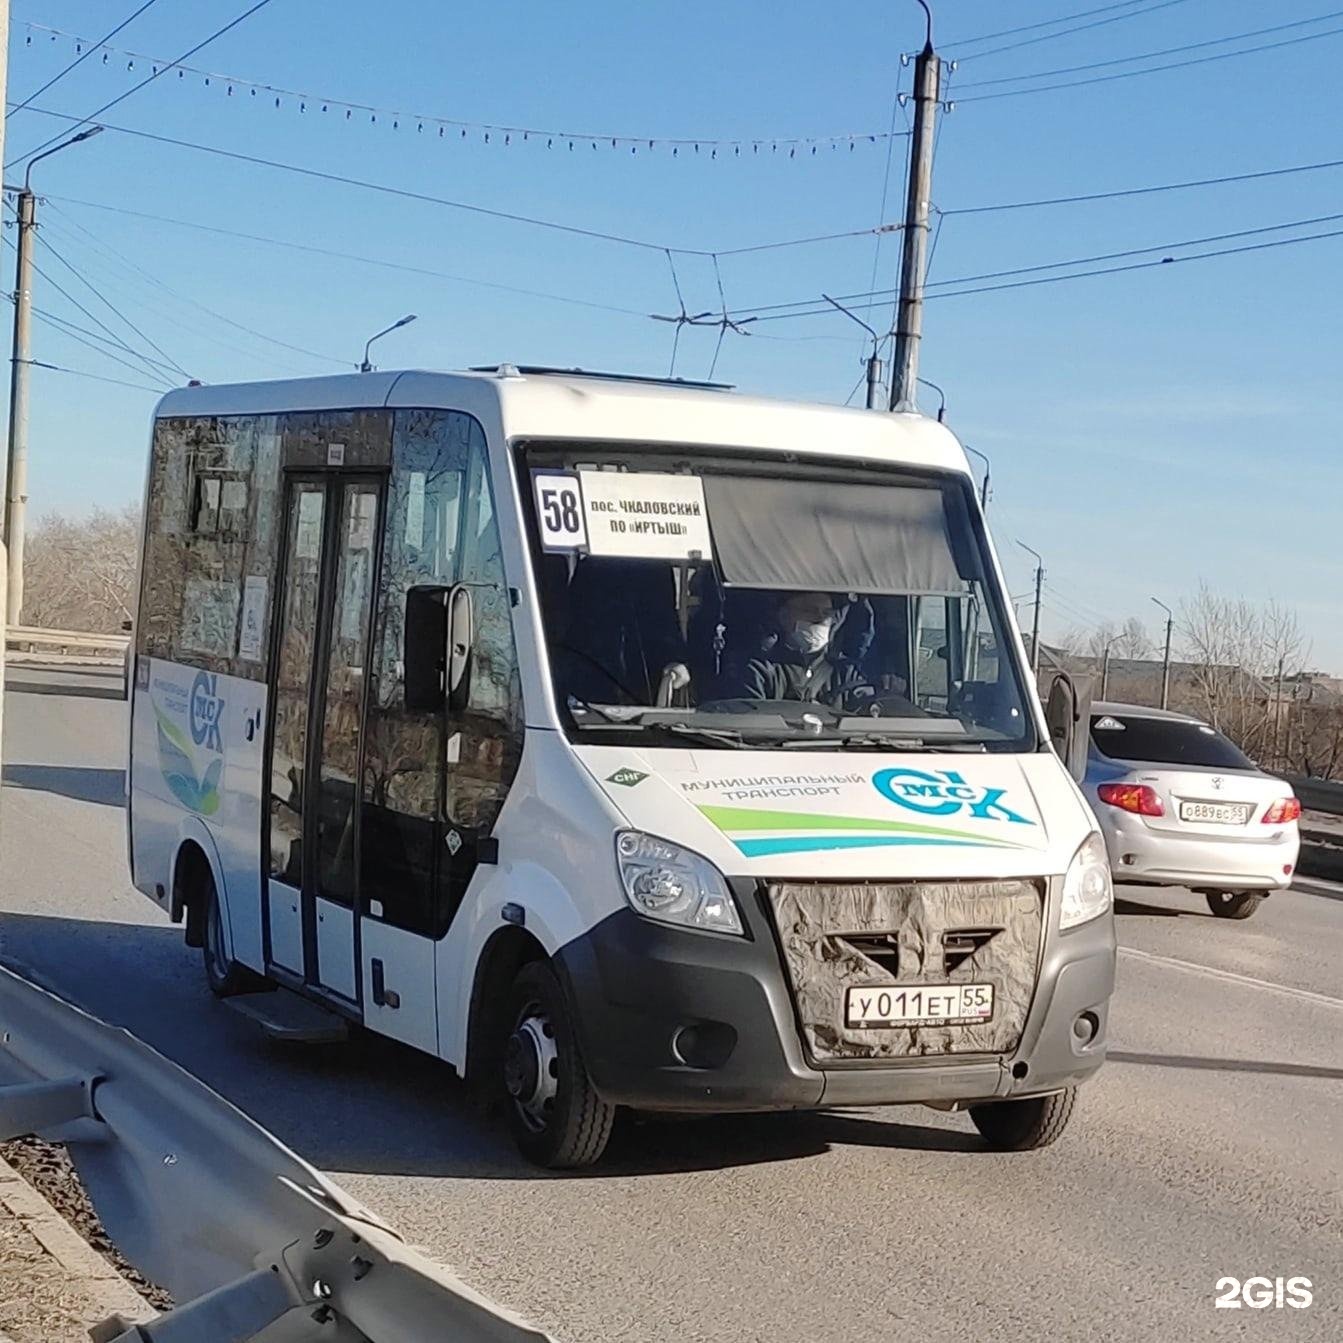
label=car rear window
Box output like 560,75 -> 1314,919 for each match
1090,714 -> 1254,769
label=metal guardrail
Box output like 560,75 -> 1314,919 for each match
5,623 -> 130,656
1285,774 -> 1343,816
0,964 -> 554,1343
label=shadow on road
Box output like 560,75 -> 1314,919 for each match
2,764 -> 126,807
1113,897 -> 1201,918
0,912 -> 990,1182
1110,1050 -> 1343,1082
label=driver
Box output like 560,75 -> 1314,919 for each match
718,591 -> 869,707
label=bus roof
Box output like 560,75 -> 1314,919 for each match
153,367 -> 971,475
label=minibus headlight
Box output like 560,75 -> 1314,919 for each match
615,832 -> 743,936
1060,832 -> 1113,930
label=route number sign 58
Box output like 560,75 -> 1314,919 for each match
533,473 -> 588,551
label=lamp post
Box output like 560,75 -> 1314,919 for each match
360,314 -> 417,373
1151,596 -> 1174,709
962,445 -> 991,511
1017,541 -> 1045,679
4,123 -> 105,623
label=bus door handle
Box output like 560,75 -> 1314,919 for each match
371,958 -> 400,1010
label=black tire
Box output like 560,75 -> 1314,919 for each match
202,875 -> 253,998
502,960 -> 615,1169
1206,890 -> 1264,920
969,1087 -> 1077,1151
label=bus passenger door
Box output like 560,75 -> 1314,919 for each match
265,474 -> 381,1006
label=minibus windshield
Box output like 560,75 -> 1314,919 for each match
521,444 -> 1037,751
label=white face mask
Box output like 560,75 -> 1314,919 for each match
785,617 -> 833,654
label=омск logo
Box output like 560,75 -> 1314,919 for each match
189,671 -> 225,750
872,767 -> 1032,825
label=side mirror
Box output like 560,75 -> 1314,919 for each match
1045,671 -> 1094,783
405,585 -> 448,712
446,583 -> 474,711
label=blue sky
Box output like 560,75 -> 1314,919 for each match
5,0 -> 1342,670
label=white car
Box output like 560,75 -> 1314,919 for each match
1082,702 -> 1300,920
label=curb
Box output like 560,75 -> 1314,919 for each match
0,1155 -> 155,1333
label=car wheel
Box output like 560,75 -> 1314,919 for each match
969,1088 -> 1077,1151
502,960 -> 615,1169
202,874 -> 253,998
1206,890 -> 1264,920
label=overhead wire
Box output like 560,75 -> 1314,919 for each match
21,357 -> 166,394
945,1 -> 1154,51
953,21 -> 1343,101
6,0 -> 277,169
34,231 -> 193,378
14,105 -> 901,258
941,154 -> 1343,218
18,22 -> 906,158
42,193 -> 654,318
31,301 -> 182,379
8,1 -> 162,117
951,10 -> 1343,90
951,0 -> 1198,62
43,204 -> 351,368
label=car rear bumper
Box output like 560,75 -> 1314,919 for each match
1096,813 -> 1300,890
554,886 -> 1115,1114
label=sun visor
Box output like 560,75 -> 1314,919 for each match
705,474 -> 971,594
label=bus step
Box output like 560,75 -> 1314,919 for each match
226,989 -> 350,1044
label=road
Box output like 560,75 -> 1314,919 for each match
2,665 -> 1340,1342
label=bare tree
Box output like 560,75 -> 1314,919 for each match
1177,583 -> 1306,767
1086,616 -> 1153,661
23,505 -> 140,632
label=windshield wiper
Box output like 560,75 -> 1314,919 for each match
841,733 -> 987,752
654,722 -> 750,749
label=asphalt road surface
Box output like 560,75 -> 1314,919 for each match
3,665 -> 1340,1342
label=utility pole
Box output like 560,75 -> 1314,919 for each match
1274,653 -> 1286,767
1151,596 -> 1174,710
0,0 -> 9,788
4,125 -> 104,625
1101,640 -> 1114,699
889,1 -> 940,411
1018,541 -> 1044,680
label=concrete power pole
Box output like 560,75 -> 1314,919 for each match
4,186 -> 34,625
1,0 -> 9,786
888,3 -> 940,411
1152,597 -> 1174,710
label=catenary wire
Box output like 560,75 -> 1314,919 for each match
6,0 -> 276,169
34,231 -> 193,378
946,1 -> 1154,51
22,356 -> 166,394
954,23 -> 1343,101
952,0 -> 1198,61
14,105 -> 899,258
8,1 -> 162,116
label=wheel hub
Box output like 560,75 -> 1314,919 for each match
504,1013 -> 558,1131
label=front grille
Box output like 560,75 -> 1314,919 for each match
766,879 -> 1044,1065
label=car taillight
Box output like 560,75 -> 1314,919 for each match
1262,797 -> 1301,824
1097,783 -> 1165,817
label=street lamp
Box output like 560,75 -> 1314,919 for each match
962,445 -> 991,511
360,314 -> 417,372
4,124 -> 106,624
1151,596 -> 1174,709
916,376 -> 946,422
822,295 -> 884,409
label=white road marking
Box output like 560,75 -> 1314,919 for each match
1118,945 -> 1343,1010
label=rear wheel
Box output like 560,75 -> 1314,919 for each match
1206,890 -> 1264,920
202,875 -> 252,998
502,960 -> 615,1169
969,1088 -> 1076,1151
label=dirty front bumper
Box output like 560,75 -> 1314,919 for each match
555,879 -> 1115,1113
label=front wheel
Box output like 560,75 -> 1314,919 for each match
502,961 -> 615,1169
969,1088 -> 1076,1151
1206,890 -> 1264,920
202,876 -> 253,998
